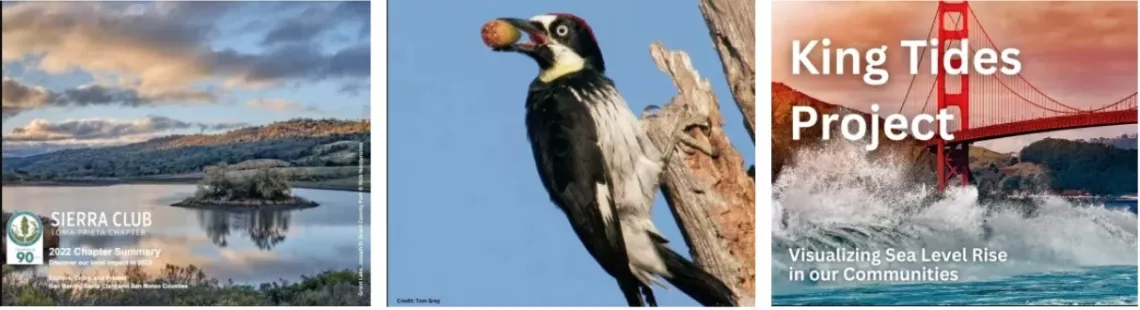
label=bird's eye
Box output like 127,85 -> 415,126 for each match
555,25 -> 570,36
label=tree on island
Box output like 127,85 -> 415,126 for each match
177,163 -> 317,208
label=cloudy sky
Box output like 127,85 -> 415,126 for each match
1,1 -> 370,155
773,1 -> 1137,152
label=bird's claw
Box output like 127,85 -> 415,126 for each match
682,116 -> 713,135
678,134 -> 718,157
677,116 -> 718,158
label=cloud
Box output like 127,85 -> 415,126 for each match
259,1 -> 370,46
263,19 -> 331,46
246,99 -> 324,114
1,77 -> 54,118
2,2 -> 213,93
4,115 -> 248,142
334,1 -> 371,37
2,77 -> 216,119
338,81 -> 369,96
212,43 -> 370,86
153,1 -> 240,23
2,1 -> 370,96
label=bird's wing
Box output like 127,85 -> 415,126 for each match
525,89 -> 630,274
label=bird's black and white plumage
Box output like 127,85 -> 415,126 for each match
491,13 -> 738,307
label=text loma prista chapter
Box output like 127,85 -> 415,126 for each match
790,38 -> 1022,150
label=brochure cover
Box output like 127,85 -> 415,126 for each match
1,1 -> 372,306
5,0 -> 1138,308
771,0 -> 1138,306
388,0 -> 757,306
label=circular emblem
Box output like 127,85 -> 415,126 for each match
6,211 -> 43,247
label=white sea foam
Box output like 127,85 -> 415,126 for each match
772,141 -> 1137,293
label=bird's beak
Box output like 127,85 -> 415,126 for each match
493,18 -> 547,53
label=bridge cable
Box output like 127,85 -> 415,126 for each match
896,5 -> 941,115
968,5 -> 1129,113
917,8 -> 965,118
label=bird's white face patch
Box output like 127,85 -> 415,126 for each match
529,14 -> 585,83
530,15 -> 558,32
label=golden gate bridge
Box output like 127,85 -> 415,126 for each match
895,1 -> 1138,191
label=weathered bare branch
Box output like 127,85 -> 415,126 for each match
641,42 -> 756,307
699,0 -> 757,143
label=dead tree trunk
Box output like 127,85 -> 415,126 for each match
699,0 -> 757,142
637,1 -> 755,305
640,41 -> 755,306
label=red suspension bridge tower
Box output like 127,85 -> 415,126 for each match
935,1 -> 971,192
925,1 -> 1136,191
897,1 -> 1136,192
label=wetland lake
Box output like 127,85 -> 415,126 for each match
2,184 -> 371,284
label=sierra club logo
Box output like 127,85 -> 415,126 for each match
6,210 -> 44,265
7,211 -> 42,247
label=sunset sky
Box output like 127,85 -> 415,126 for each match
1,1 -> 370,156
773,1 -> 1137,152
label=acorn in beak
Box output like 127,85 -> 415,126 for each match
482,18 -> 547,53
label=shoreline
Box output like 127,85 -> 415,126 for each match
170,199 -> 320,210
3,265 -> 371,306
0,178 -> 370,193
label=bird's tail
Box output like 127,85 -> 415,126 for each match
655,243 -> 738,307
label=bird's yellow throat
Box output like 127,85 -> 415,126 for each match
539,58 -> 585,83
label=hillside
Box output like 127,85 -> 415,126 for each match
771,83 -> 936,182
1021,138 -> 1137,195
2,119 -> 370,181
969,146 -> 1051,194
971,138 -> 1137,195
1087,133 -> 1138,150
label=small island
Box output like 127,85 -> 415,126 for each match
171,163 -> 319,210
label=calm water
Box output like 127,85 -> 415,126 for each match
2,184 -> 371,284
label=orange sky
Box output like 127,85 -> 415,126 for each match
773,1 -> 1138,152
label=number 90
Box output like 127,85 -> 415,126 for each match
16,251 -> 35,263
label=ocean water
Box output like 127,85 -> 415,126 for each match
772,142 -> 1138,306
774,265 -> 1137,305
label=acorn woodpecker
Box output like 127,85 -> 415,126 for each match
490,14 -> 738,307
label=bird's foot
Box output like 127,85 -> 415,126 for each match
676,116 -> 718,158
645,106 -> 718,165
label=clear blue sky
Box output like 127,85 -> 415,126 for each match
388,1 -> 754,306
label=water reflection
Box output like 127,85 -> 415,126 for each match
197,209 -> 293,250
2,184 -> 370,284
